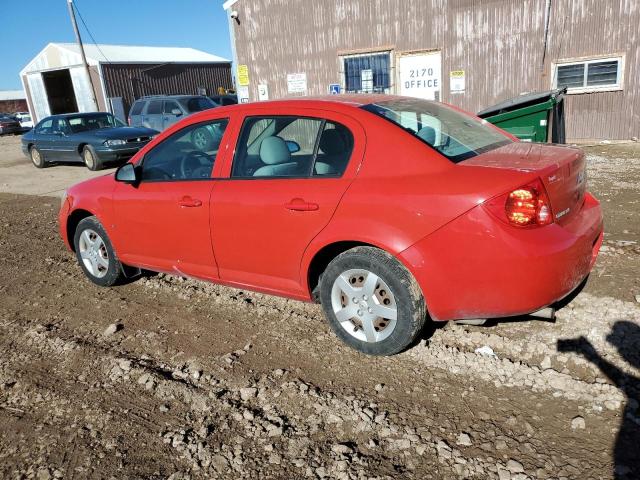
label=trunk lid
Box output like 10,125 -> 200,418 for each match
461,142 -> 587,224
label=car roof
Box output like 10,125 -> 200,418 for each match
44,112 -> 113,119
222,94 -> 409,111
136,95 -> 209,101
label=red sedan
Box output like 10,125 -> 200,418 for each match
59,95 -> 603,355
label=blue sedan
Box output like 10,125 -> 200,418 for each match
22,112 -> 158,170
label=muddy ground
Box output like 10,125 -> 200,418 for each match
0,134 -> 639,479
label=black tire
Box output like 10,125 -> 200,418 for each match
30,146 -> 47,168
191,126 -> 214,151
82,145 -> 103,171
319,246 -> 427,356
73,216 -> 124,287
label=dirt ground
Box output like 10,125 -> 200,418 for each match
0,134 -> 639,479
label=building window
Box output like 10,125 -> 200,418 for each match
342,52 -> 391,94
554,56 -> 623,93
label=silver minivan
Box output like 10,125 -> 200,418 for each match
128,95 -> 217,131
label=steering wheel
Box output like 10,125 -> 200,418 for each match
179,150 -> 213,179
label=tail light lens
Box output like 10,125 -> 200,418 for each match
485,178 -> 553,227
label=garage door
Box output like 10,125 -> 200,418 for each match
26,73 -> 50,122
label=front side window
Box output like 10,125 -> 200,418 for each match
231,116 -> 354,178
362,98 -> 511,163
36,118 -> 53,134
555,57 -> 622,92
163,101 -> 181,115
141,119 -> 228,182
181,97 -> 216,113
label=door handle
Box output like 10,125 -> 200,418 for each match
284,198 -> 319,211
178,196 -> 202,208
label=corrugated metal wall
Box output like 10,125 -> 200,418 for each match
230,0 -> 639,141
101,63 -> 233,116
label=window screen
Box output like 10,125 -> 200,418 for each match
343,53 -> 391,93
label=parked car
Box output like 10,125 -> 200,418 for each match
0,114 -> 22,135
209,94 -> 238,106
128,95 -> 217,132
58,95 -> 603,355
14,111 -> 34,131
22,112 -> 158,170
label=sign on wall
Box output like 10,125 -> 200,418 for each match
361,69 -> 373,93
237,65 -> 250,86
258,84 -> 269,101
287,73 -> 307,94
237,85 -> 250,103
450,70 -> 465,93
398,51 -> 442,101
329,84 -> 340,94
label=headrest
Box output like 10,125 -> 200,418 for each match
319,128 -> 348,155
260,136 -> 291,165
417,126 -> 436,145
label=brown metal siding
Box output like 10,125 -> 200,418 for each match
0,99 -> 28,114
231,0 -> 639,140
100,63 -> 233,116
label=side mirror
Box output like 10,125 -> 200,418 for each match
171,108 -> 183,116
286,140 -> 301,154
115,163 -> 139,184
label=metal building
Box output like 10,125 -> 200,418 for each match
20,43 -> 232,122
224,0 -> 639,142
0,90 -> 28,114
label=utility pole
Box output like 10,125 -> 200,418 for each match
67,0 -> 98,110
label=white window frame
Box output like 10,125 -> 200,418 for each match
552,55 -> 624,94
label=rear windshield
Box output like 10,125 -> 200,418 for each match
180,96 -> 216,113
362,98 -> 511,163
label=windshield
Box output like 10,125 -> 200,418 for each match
66,113 -> 123,133
362,98 -> 512,163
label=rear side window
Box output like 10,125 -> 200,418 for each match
130,101 -> 144,116
231,116 -> 353,178
146,100 -> 163,115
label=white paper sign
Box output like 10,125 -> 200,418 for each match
450,70 -> 465,93
237,85 -> 250,103
361,69 -> 373,93
399,52 -> 442,100
258,84 -> 269,101
287,73 -> 307,94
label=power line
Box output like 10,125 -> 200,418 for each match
72,0 -> 111,64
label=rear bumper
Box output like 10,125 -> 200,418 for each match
0,126 -> 22,135
399,192 -> 603,321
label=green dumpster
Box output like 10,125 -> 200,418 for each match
477,88 -> 567,143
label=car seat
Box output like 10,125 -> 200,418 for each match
315,127 -> 351,175
253,136 -> 300,177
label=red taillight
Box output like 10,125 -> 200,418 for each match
485,178 -> 553,227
